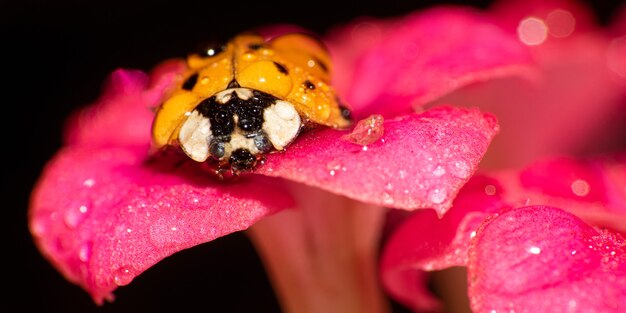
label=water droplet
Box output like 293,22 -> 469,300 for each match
341,114 -> 384,146
30,217 -> 48,236
571,179 -> 590,197
382,192 -> 395,205
64,205 -> 89,229
398,170 -> 407,179
82,178 -> 95,187
433,165 -> 446,177
528,246 -> 541,254
113,267 -> 135,286
428,189 -> 447,204
449,161 -> 470,179
78,242 -> 92,262
326,160 -> 345,176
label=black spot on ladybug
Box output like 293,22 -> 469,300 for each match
303,80 -> 316,90
182,73 -> 198,91
248,43 -> 264,50
273,61 -> 289,74
314,57 -> 328,72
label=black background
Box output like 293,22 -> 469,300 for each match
3,0 -> 624,312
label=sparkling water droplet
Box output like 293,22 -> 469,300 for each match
82,178 -> 95,187
30,217 -> 48,236
382,192 -> 395,205
384,182 -> 394,191
449,161 -> 470,179
64,205 -> 89,229
428,188 -> 447,204
484,184 -> 497,196
113,267 -> 135,286
433,165 -> 446,177
78,242 -> 92,262
326,160 -> 345,176
341,114 -> 384,145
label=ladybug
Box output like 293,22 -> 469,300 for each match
151,32 -> 352,174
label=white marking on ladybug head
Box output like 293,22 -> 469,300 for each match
215,87 -> 254,104
178,110 -> 212,162
262,100 -> 301,150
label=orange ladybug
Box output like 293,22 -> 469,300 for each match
151,32 -> 352,174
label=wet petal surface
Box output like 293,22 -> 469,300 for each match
468,206 -> 626,313
257,106 -> 499,215
29,145 -> 293,304
380,175 -> 508,311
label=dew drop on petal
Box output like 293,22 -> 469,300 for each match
113,267 -> 135,286
518,17 -> 548,45
341,114 -> 384,146
428,188 -> 447,204
64,204 -> 89,229
449,160 -> 470,179
326,160 -> 345,177
82,178 -> 95,187
528,246 -> 542,254
78,242 -> 92,262
433,165 -> 446,177
382,192 -> 395,205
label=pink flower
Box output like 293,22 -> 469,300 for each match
380,0 -> 626,312
27,6 -> 535,309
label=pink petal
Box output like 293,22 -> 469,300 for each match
256,106 -> 499,215
64,64 -> 185,148
380,175 -> 508,312
29,144 -> 293,304
325,6 -> 534,119
433,32 -> 625,169
468,206 -> 626,312
492,155 -> 626,233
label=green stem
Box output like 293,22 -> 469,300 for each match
247,183 -> 391,313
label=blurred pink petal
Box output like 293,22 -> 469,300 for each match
434,34 -> 625,168
492,155 -> 626,233
325,6 -> 534,119
29,145 -> 293,304
468,206 -> 626,312
430,0 -> 626,169
257,106 -> 499,215
64,64 -> 185,148
380,175 -> 508,312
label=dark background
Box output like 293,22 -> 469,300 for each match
3,0 -> 624,312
